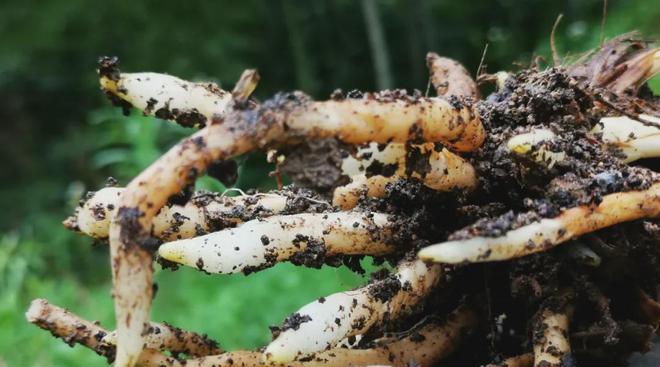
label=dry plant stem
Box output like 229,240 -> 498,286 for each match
66,187 -> 292,240
533,309 -> 571,367
333,143 -> 477,209
264,259 -> 443,363
103,321 -> 221,358
485,353 -> 534,367
426,53 -> 478,98
109,123 -> 259,367
25,299 -> 179,367
419,182 -> 660,264
602,48 -> 660,94
158,212 -> 395,274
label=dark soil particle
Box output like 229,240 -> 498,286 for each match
368,275 -> 402,303
278,138 -> 352,194
281,313 -> 312,332
207,159 -> 239,187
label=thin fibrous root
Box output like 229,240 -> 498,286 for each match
426,53 -> 478,98
65,187 -> 329,241
333,142 -> 477,210
188,305 -> 474,367
484,353 -> 534,367
158,212 -> 396,274
247,91 -> 485,153
418,182 -> 660,264
98,56 -> 233,128
263,258 -> 443,363
103,321 -> 221,358
533,309 -> 572,367
25,299 -> 180,367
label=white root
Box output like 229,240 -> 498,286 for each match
419,182 -> 660,264
103,321 -> 221,357
533,309 -> 571,367
426,53 -> 478,98
27,297 -> 473,367
506,129 -> 566,168
158,212 -> 396,274
593,114 -> 660,163
187,306 -> 474,367
100,69 -> 231,126
507,115 -> 660,167
263,259 -> 443,363
65,187 -> 292,240
108,117 -> 262,367
333,142 -> 477,209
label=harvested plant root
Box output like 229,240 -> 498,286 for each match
28,33 -> 660,367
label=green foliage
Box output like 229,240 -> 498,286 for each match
0,0 -> 658,366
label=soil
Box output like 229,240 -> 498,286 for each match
266,36 -> 660,366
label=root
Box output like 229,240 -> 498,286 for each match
426,53 -> 478,98
103,321 -> 221,358
594,114 -> 660,163
158,212 -> 397,274
65,187 -> 329,241
333,143 -> 477,209
264,258 -> 443,362
419,182 -> 660,264
190,306 -> 474,367
26,298 -> 473,367
533,309 -> 572,367
25,299 -> 180,367
98,57 -> 232,127
244,92 -> 485,152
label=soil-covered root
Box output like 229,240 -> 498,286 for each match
158,212 -> 397,274
186,306 -> 474,367
25,297 -> 473,367
333,142 -> 477,210
264,258 -> 443,363
505,114 -> 660,169
25,299 -> 180,367
242,91 -> 485,152
107,112 -> 262,367
65,187 -> 331,241
426,52 -> 478,99
418,182 -> 660,264
533,309 -> 572,367
102,321 -> 221,358
98,56 -> 232,128
593,114 -> 660,163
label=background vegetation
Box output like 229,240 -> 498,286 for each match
1,1 -> 658,365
